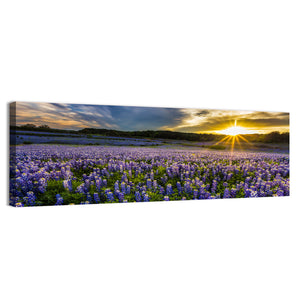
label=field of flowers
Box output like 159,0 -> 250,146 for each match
11,131 -> 165,146
9,145 -> 289,207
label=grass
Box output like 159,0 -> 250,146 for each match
207,145 -> 226,150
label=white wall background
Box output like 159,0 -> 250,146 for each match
0,1 -> 299,299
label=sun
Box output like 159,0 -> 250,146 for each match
217,121 -> 254,136
212,121 -> 256,164
218,126 -> 253,136
213,120 -> 256,164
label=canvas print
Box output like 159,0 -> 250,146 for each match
9,102 -> 289,207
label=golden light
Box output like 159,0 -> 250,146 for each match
217,126 -> 253,136
216,120 -> 254,136
213,120 -> 255,164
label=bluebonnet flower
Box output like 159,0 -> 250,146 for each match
193,189 -> 198,199
114,181 -> 119,194
146,179 -> 152,190
118,192 -> 124,203
76,183 -> 86,194
105,191 -> 114,202
86,193 -> 92,203
121,182 -> 126,194
94,193 -> 100,203
223,188 -> 230,198
245,189 -> 252,197
95,179 -> 102,191
211,180 -> 218,193
55,194 -> 63,205
9,144 -> 289,206
135,191 -> 141,202
38,178 -> 47,193
159,186 -> 165,194
276,189 -> 284,197
126,185 -> 131,194
143,194 -> 150,202
166,184 -> 173,195
176,182 -> 182,194
230,188 -> 237,198
249,190 -> 258,198
63,179 -> 72,192
184,182 -> 192,194
26,191 -> 36,206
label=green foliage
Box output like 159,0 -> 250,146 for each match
37,179 -> 86,205
208,145 -> 226,150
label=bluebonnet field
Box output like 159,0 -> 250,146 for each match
9,144 -> 289,207
11,131 -> 165,146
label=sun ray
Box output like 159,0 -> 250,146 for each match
224,137 -> 232,145
238,134 -> 252,145
231,136 -> 236,152
226,136 -> 234,164
215,135 -> 231,145
235,135 -> 243,150
212,120 -> 258,156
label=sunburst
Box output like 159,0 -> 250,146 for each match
217,120 -> 254,136
214,121 -> 255,163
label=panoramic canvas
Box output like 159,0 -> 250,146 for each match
9,102 -> 289,207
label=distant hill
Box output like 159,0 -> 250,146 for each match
11,125 -> 289,144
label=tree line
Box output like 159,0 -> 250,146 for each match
11,124 -> 289,144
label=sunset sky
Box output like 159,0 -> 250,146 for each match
11,102 -> 289,134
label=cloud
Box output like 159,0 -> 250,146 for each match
15,102 -> 121,130
108,106 -> 188,131
175,110 -> 289,133
14,102 -> 188,131
14,102 -> 289,133
195,110 -> 210,117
